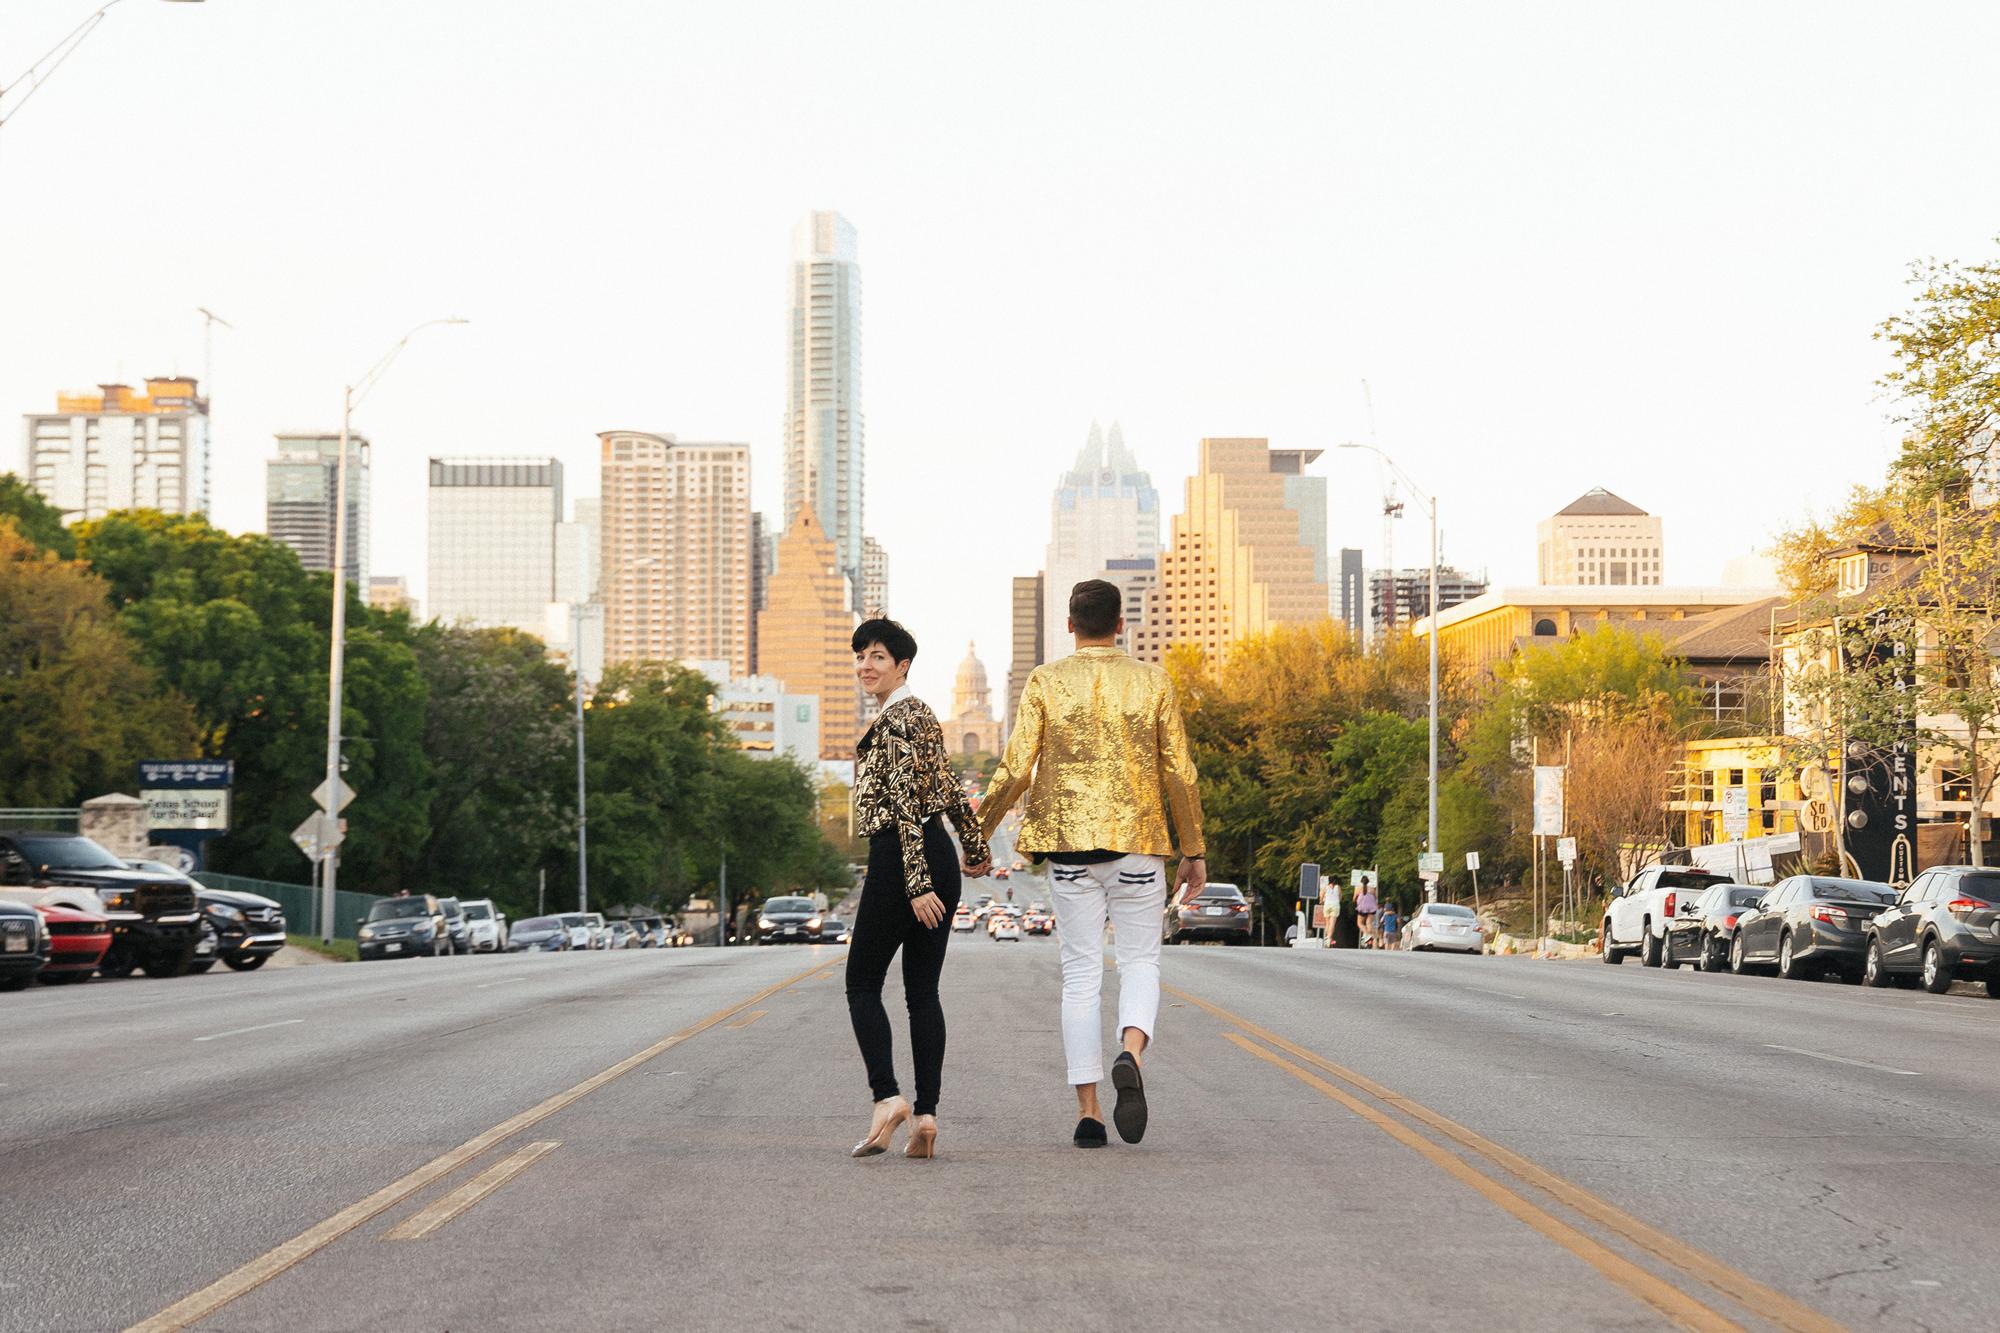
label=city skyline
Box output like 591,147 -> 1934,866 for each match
4,2 -> 1998,704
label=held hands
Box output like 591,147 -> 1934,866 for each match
1174,854 -> 1208,901
961,855 -> 992,878
911,892 -> 946,928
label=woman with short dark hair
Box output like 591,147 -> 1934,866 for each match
844,617 -> 990,1159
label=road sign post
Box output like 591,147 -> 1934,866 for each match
1466,850 -> 1482,914
1295,863 -> 1320,949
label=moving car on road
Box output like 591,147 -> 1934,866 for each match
0,898 -> 49,990
992,914 -> 1022,941
951,906 -> 975,932
1407,902 -> 1484,953
754,897 -> 823,944
32,903 -> 111,982
1602,865 -> 1730,966
357,895 -> 451,960
188,884 -> 288,974
460,899 -> 507,952
0,832 -> 204,979
507,916 -> 571,951
1728,876 -> 1898,981
1665,885 -> 1768,971
820,915 -> 852,944
1165,881 -> 1253,945
1863,866 -> 2000,994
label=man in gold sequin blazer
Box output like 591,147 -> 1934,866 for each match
974,579 -> 1206,1148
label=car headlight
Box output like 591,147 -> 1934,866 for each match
101,891 -> 133,911
758,916 -> 774,929
210,904 -> 245,922
358,925 -> 375,939
806,916 -> 822,930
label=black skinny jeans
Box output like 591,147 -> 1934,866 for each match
846,817 -> 962,1117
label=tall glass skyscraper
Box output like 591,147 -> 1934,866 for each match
266,432 -> 371,590
784,211 -> 865,598
1042,422 -> 1161,656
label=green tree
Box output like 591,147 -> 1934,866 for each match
0,475 -> 75,558
0,520 -> 196,805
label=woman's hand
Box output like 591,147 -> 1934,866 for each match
961,856 -> 992,878
911,892 -> 946,928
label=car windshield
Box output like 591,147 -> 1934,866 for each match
558,914 -> 587,927
368,898 -> 432,921
10,834 -> 127,871
766,898 -> 815,913
516,917 -> 559,933
823,918 -> 846,928
439,898 -> 461,913
1659,870 -> 1725,889
1808,879 -> 1897,905
1726,889 -> 1764,908
462,903 -> 491,919
1199,885 -> 1245,901
1426,903 -> 1476,918
1954,873 -> 2000,904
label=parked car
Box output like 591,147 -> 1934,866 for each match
1728,876 -> 1899,981
1165,882 -> 1253,944
607,920 -> 638,949
356,895 -> 451,960
1601,865 -> 1731,966
820,915 -> 852,944
755,897 -> 823,944
0,898 -> 50,990
0,831 -> 204,978
436,897 -> 473,955
557,912 -> 594,949
507,916 -> 571,951
582,912 -> 612,950
459,898 -> 508,953
32,903 -> 112,982
1407,902 -> 1484,953
188,885 -> 289,974
1863,866 -> 2000,994
1023,906 -> 1053,936
1664,885 -> 1768,971
627,915 -> 665,948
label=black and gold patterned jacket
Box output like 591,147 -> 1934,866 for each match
854,696 -> 989,899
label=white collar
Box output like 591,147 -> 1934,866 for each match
882,683 -> 914,708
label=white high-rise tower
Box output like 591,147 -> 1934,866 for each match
1042,422 -> 1162,654
784,211 -> 865,599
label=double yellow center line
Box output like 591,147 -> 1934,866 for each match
1172,985 -> 1845,1333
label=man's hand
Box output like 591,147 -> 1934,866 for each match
911,892 -> 946,928
961,856 -> 992,878
1175,855 -> 1207,901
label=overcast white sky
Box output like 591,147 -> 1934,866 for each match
5,0 -> 1998,703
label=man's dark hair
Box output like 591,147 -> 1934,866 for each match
1069,579 -> 1123,639
852,617 -> 918,665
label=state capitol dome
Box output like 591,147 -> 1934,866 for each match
947,641 -> 1003,756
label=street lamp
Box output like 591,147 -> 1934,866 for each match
1338,441 -> 1440,881
319,318 -> 467,941
0,0 -> 206,134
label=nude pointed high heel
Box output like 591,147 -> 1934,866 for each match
851,1097 -> 911,1158
905,1115 -> 937,1160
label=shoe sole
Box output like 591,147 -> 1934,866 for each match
1111,1059 -> 1148,1144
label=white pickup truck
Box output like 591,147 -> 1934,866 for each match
1602,865 -> 1731,967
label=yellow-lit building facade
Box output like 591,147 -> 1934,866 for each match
1669,738 -> 1804,848
1412,586 -> 1782,676
756,504 -> 860,759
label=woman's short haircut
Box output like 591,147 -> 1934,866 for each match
1068,579 -> 1123,639
851,617 -> 918,665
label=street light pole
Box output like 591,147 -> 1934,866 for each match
319,318 -> 466,942
1338,441 -> 1440,867
573,601 -> 588,916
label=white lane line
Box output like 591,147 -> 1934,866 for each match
1463,985 -> 1529,1000
1762,1043 -> 1921,1076
194,1019 -> 305,1044
475,977 -> 529,990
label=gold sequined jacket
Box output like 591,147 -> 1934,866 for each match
853,696 -> 989,898
977,647 -> 1205,859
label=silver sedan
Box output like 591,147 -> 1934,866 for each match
1407,902 -> 1485,953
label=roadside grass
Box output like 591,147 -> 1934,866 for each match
285,934 -> 358,962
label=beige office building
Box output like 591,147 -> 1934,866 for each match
756,505 -> 860,758
1537,488 -> 1664,586
599,431 -> 751,676
1007,573 -> 1043,735
1130,438 -> 1329,663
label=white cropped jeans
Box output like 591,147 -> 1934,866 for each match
1048,854 -> 1167,1086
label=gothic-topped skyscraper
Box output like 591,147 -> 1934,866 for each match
784,211 -> 866,600
1041,421 -> 1161,656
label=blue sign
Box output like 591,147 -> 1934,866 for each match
139,760 -> 234,789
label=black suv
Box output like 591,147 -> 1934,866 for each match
0,832 -> 203,978
1863,866 -> 2000,994
0,898 -> 50,990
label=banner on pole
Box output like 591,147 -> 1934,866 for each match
1532,766 -> 1565,836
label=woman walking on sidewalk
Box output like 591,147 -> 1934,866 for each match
844,618 -> 991,1161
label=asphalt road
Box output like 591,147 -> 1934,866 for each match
3,925 -> 1993,1332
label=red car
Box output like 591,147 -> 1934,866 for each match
35,903 -> 112,983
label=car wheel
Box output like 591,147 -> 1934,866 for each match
1695,933 -> 1721,972
1600,920 -> 1621,964
1730,932 -> 1749,975
1777,931 -> 1807,981
1660,934 -> 1681,970
186,959 -> 217,974
0,976 -> 28,992
141,949 -> 194,980
1641,926 -> 1662,968
223,953 -> 268,972
1861,937 -> 1891,988
1984,968 -> 2000,998
1920,937 -> 1954,995
97,953 -> 136,979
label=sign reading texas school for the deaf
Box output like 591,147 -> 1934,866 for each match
138,760 -> 234,831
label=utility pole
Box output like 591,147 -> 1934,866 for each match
574,602 -> 588,915
718,848 -> 729,948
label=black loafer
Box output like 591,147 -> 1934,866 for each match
1111,1052 -> 1148,1143
1073,1117 -> 1108,1148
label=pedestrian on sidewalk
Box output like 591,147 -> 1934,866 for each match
844,618 -> 991,1162
1356,881 -> 1379,947
1379,900 -> 1403,951
977,579 -> 1207,1149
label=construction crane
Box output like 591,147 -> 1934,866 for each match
1363,380 -> 1404,638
